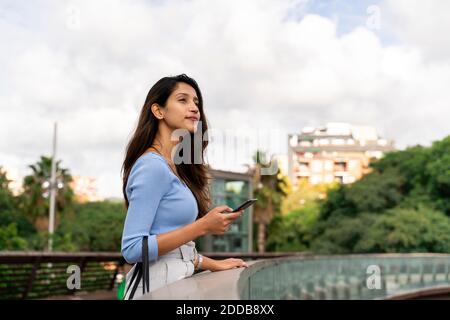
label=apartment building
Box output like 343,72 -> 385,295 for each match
287,123 -> 395,189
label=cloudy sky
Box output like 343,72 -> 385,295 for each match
1,0 -> 449,198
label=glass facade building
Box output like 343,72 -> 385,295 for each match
196,169 -> 254,253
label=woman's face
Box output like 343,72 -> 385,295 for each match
160,82 -> 201,134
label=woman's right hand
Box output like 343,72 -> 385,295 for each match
200,205 -> 243,235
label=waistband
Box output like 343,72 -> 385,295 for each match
160,240 -> 198,263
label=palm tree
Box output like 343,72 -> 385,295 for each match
251,151 -> 288,253
20,156 -> 74,232
0,167 -> 14,211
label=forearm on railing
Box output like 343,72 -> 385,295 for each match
194,255 -> 219,272
156,219 -> 207,257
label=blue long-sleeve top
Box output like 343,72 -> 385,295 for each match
121,152 -> 199,264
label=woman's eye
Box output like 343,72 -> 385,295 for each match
179,98 -> 198,106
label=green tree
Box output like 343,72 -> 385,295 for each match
371,145 -> 430,194
266,201 -> 320,252
426,136 -> 450,214
24,230 -> 79,251
57,201 -> 125,252
0,167 -> 36,246
308,135 -> 450,254
281,179 -> 333,215
0,223 -> 28,250
0,167 -> 15,212
345,168 -> 405,213
309,213 -> 376,254
369,136 -> 450,215
20,156 -> 74,231
318,167 -> 405,221
355,206 -> 450,253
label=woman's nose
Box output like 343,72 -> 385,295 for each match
190,104 -> 199,113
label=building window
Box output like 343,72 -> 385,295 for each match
310,175 -> 322,184
332,139 -> 345,145
200,174 -> 252,253
299,161 -> 309,172
334,161 -> 347,171
324,160 -> 333,171
348,159 -> 359,170
311,160 -> 322,173
334,176 -> 344,184
300,141 -> 312,147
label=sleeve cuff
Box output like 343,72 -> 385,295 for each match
148,234 -> 159,262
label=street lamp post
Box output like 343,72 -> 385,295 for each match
48,122 -> 58,252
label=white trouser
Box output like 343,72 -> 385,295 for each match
123,241 -> 197,300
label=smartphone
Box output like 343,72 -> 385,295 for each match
232,198 -> 258,212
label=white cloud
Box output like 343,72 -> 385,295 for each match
384,0 -> 450,61
1,0 -> 449,197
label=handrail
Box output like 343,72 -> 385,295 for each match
141,253 -> 450,300
0,251 -> 301,300
139,261 -> 259,300
4,252 -> 449,300
0,251 -> 126,299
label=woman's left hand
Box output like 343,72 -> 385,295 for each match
211,258 -> 248,272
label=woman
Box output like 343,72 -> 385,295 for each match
121,74 -> 248,300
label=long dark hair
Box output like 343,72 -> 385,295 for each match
121,74 -> 211,218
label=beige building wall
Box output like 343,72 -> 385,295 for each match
69,176 -> 103,203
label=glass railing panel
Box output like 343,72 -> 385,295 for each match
244,255 -> 450,300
